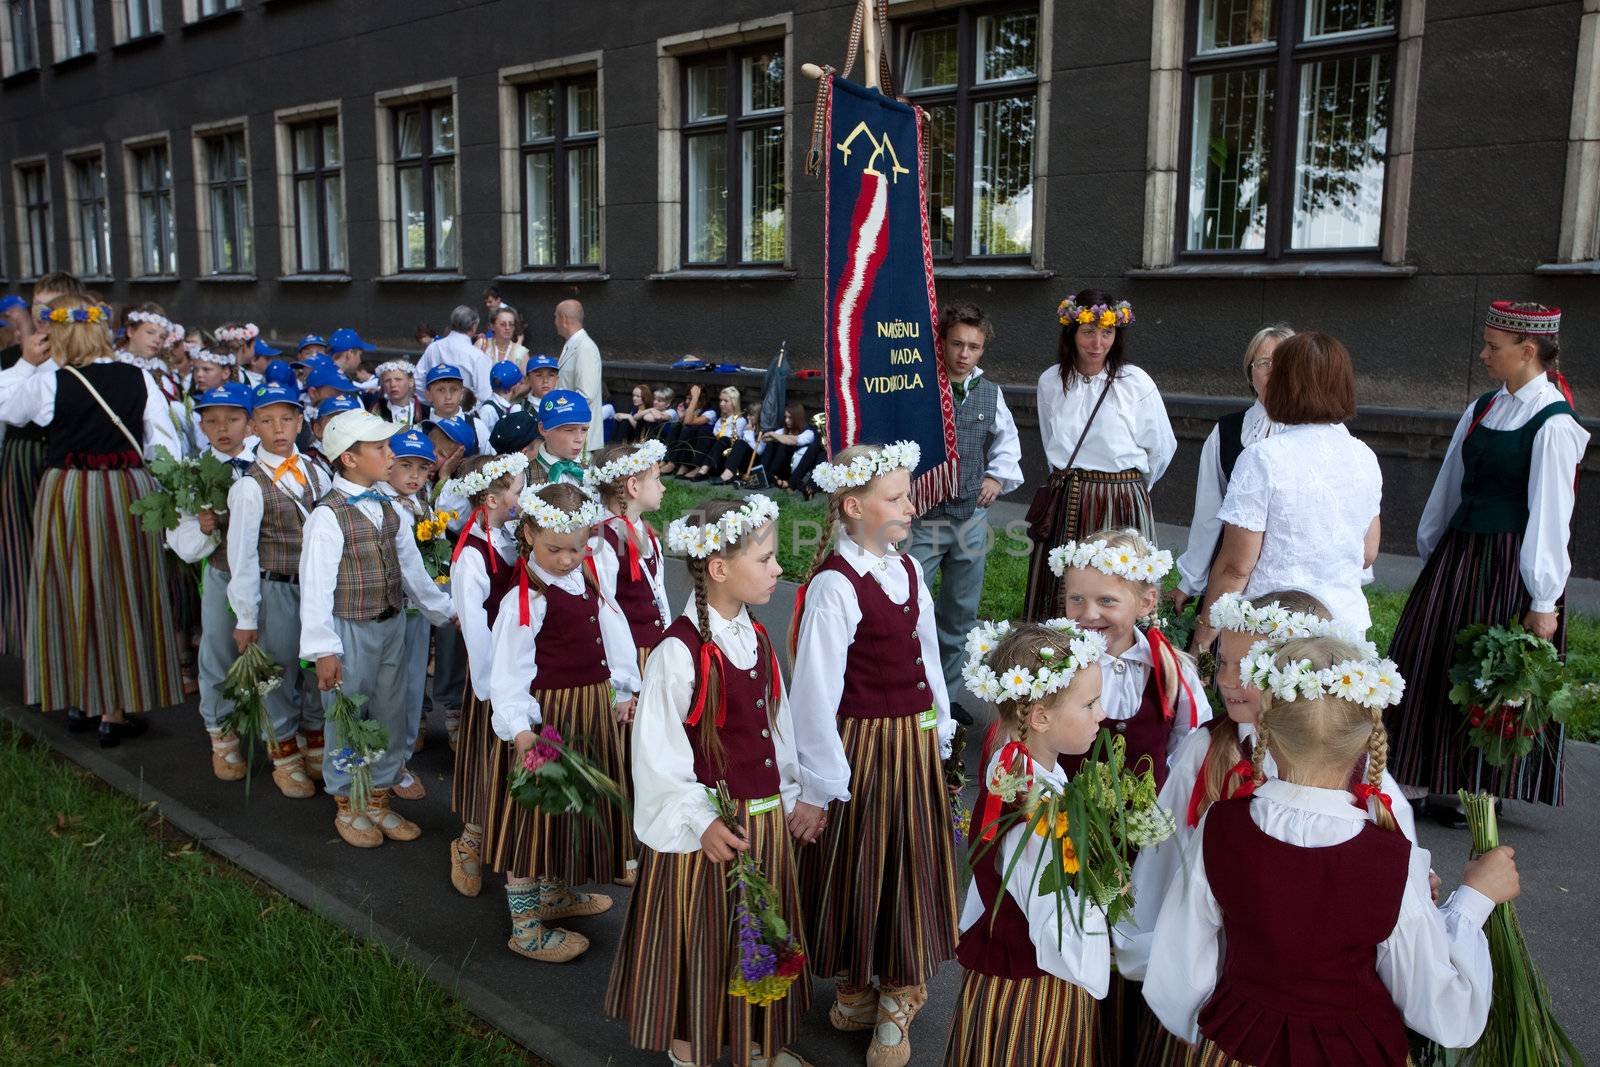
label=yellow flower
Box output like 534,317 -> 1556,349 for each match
434,575 -> 449,586
1097,310 -> 1116,328
1075,309 -> 1093,325
1060,837 -> 1080,874
1033,811 -> 1070,839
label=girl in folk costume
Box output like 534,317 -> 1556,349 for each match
443,451 -> 528,895
1025,291 -> 1176,620
369,360 -> 427,427
117,303 -> 189,449
485,483 -> 642,962
1387,301 -> 1589,809
381,428 -> 444,794
187,346 -> 241,453
0,294 -> 186,742
943,620 -> 1112,1067
1144,637 -> 1517,1066
606,496 -> 814,1067
788,441 -> 959,1067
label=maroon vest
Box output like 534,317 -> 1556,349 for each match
1200,798 -> 1411,1067
1060,655 -> 1173,790
955,755 -> 1048,980
814,553 -> 930,719
600,519 -> 666,652
663,615 -> 782,800
456,533 -> 519,629
530,570 -> 612,690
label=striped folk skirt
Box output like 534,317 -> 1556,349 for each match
1385,527 -> 1568,805
943,969 -> 1098,1067
0,435 -> 46,656
605,799 -> 812,1066
25,467 -> 184,716
1178,1038 -> 1418,1067
1134,1019 -> 1208,1066
481,680 -> 631,884
452,687 -> 495,829
1024,467 -> 1153,621
797,713 -> 959,989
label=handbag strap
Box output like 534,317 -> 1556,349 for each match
62,364 -> 144,456
1063,376 -> 1114,471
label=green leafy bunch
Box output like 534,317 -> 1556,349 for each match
129,447 -> 236,533
1447,623 -> 1575,767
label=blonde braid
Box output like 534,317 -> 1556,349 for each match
1251,713 -> 1271,787
690,560 -> 727,773
805,495 -> 843,584
1365,706 -> 1398,833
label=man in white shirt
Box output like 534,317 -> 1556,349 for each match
417,306 -> 493,407
554,299 -> 605,454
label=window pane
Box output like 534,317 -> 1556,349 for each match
1196,0 -> 1277,52
432,160 -> 458,267
397,111 -> 423,158
293,124 -> 316,171
685,133 -> 727,263
1292,53 -> 1391,249
399,166 -> 426,269
568,77 -> 599,135
64,0 -> 92,55
923,102 -> 957,258
323,177 -> 346,270
207,138 -> 228,182
975,11 -> 1037,84
523,86 -> 555,141
970,96 -> 1035,255
1186,68 -> 1274,250
9,0 -> 37,69
160,192 -> 176,273
523,151 -> 555,266
904,25 -> 958,91
210,186 -> 233,271
740,125 -> 784,262
296,177 -> 321,271
431,106 -> 455,155
568,144 -> 600,266
234,185 -> 252,270
1305,0 -> 1394,39
140,195 -> 161,274
686,61 -> 727,122
321,120 -> 340,167
743,51 -> 783,114
130,0 -> 160,35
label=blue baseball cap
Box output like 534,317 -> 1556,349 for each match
422,414 -> 479,453
194,382 -> 255,413
0,295 -> 26,314
329,328 -> 374,354
537,389 -> 591,430
305,362 -> 359,393
296,334 -> 327,353
424,363 -> 464,387
292,352 -> 335,372
490,361 -> 524,392
390,427 -> 437,462
316,394 -> 364,420
254,338 -> 282,357
526,353 -> 559,373
251,383 -> 302,411
489,410 -> 540,454
263,359 -> 299,390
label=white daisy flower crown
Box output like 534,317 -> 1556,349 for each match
665,494 -> 780,559
126,310 -> 173,334
810,440 -> 920,495
374,360 -> 416,379
192,348 -> 236,367
1242,640 -> 1406,711
585,439 -> 667,488
961,618 -> 1108,705
1047,537 -> 1174,584
516,488 -> 604,535
214,323 -> 260,345
443,452 -> 529,501
1207,592 -> 1370,648
165,322 -> 185,348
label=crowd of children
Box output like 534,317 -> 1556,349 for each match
0,278 -> 1541,1067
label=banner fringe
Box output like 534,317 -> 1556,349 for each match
911,460 -> 958,516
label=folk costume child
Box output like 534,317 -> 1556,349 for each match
789,441 -> 959,1067
943,620 -> 1112,1067
299,411 -> 455,848
227,382 -> 332,798
484,483 -> 643,963
1145,637 -> 1516,1065
528,389 -> 592,486
423,363 -> 491,455
523,352 -> 561,407
443,451 -> 528,896
165,382 -> 258,780
369,359 -> 426,427
187,347 -> 240,452
606,496 -> 815,1067
382,427 -> 442,793
420,410 -> 480,749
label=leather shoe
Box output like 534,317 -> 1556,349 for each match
98,717 -> 149,748
65,708 -> 101,733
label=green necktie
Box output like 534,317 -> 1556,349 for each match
952,378 -> 970,404
547,459 -> 583,483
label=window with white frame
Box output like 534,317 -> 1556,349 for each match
898,4 -> 1039,261
118,0 -> 161,40
3,0 -> 39,74
129,140 -> 176,276
519,74 -> 601,269
391,98 -> 458,271
55,0 -> 94,58
681,45 -> 786,266
288,115 -> 345,273
14,162 -> 52,277
66,152 -> 110,277
199,129 -> 252,273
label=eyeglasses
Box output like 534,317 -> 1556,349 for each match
1249,359 -> 1274,372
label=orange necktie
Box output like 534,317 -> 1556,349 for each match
270,455 -> 307,487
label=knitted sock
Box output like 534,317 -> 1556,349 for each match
505,881 -> 540,914
461,822 -> 484,855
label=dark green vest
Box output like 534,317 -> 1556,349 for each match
1447,390 -> 1574,535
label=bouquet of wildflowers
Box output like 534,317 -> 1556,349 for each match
326,688 -> 388,814
414,504 -> 459,586
216,643 -> 284,794
506,725 -> 627,824
130,446 -> 236,533
710,783 -> 806,1006
1448,623 -> 1575,767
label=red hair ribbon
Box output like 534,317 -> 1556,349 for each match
1551,369 -> 1576,409
604,513 -> 652,583
752,620 -> 782,708
517,559 -> 532,626
978,741 -> 1033,843
1184,758 -> 1258,828
686,640 -> 729,727
1146,627 -> 1202,729
450,506 -> 498,574
1352,783 -> 1394,821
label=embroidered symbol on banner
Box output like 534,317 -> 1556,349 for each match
834,121 -> 910,183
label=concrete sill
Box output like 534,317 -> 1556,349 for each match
128,275 -> 180,285
496,271 -> 609,284
648,268 -> 797,282
197,274 -> 257,284
182,9 -> 243,32
1,67 -> 40,85
51,51 -> 96,71
1127,261 -> 1417,279
934,265 -> 1054,281
280,273 -> 353,284
1534,260 -> 1600,276
112,32 -> 162,52
81,275 -> 114,285
377,273 -> 467,284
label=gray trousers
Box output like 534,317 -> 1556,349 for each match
196,566 -> 235,730
401,610 -> 431,752
319,612 -> 409,796
907,509 -> 992,705
430,623 -> 466,717
257,579 -> 323,742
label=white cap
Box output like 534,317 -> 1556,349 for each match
322,409 -> 396,461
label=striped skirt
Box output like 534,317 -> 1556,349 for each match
25,467 -> 184,716
797,712 -> 959,989
1097,971 -> 1158,1066
1181,1039 -> 1417,1067
942,969 -> 1098,1067
604,799 -> 812,1066
0,435 -> 46,656
1024,468 -> 1153,621
1385,527 -> 1567,805
1134,1021 -> 1207,1066
169,558 -> 201,638
481,680 -> 631,883
451,687 -> 495,828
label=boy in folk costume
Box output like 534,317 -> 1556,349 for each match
228,383 -> 333,798
382,427 -> 444,794
165,382 -> 257,780
422,363 -> 492,455
299,410 -> 455,848
527,389 -> 592,486
477,360 -> 525,435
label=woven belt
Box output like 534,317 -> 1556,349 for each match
1048,466 -> 1143,486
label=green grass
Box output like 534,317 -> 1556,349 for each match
0,724 -> 536,1066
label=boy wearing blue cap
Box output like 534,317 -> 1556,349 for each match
477,361 -> 525,435
423,363 -> 492,455
227,383 -> 332,800
296,334 -> 327,359
524,353 -> 560,405
305,360 -> 360,407
528,389 -> 591,486
167,382 -> 258,781
382,427 -> 442,797
419,408 -> 479,747
329,328 -> 378,395
300,411 -> 454,848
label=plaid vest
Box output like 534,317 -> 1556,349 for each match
921,376 -> 999,521
320,492 -> 404,621
247,461 -> 317,573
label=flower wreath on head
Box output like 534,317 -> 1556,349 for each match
39,305 -> 108,325
165,322 -> 186,349
1047,537 -> 1173,584
373,360 -> 416,380
1208,592 -> 1373,652
192,348 -> 236,367
961,617 -> 1107,705
214,323 -> 260,345
1241,640 -> 1405,711
1057,298 -> 1134,330
443,451 -> 529,502
810,440 -> 920,495
586,438 -> 667,488
126,310 -> 173,334
665,494 -> 780,559
515,487 -> 604,536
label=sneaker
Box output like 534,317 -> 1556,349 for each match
334,796 -> 383,848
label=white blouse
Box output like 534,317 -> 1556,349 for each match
0,357 -> 184,460
632,601 -> 801,854
1035,364 -> 1176,484
588,517 -> 672,648
960,747 -> 1112,998
1096,631 -> 1212,763
1216,422 -> 1382,631
451,525 -> 519,702
789,534 -> 953,807
484,560 -> 643,742
1415,376 -> 1589,614
1175,401 -> 1283,597
1143,780 -> 1495,1049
